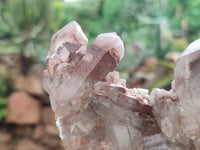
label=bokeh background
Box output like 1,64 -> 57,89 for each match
0,0 -> 200,149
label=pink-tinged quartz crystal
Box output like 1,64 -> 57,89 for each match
150,39 -> 200,149
43,21 -> 200,150
142,133 -> 190,150
43,21 -> 158,150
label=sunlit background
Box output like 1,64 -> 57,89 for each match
0,0 -> 200,149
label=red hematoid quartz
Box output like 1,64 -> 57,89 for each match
43,21 -> 200,150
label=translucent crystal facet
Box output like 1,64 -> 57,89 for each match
43,21 -> 200,150
150,39 -> 200,149
43,21 -> 152,150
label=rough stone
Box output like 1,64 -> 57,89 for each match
45,124 -> 59,136
28,63 -> 44,80
14,75 -> 44,95
33,125 -> 44,140
6,91 -> 40,125
42,107 -> 55,124
39,135 -> 60,148
12,126 -> 33,137
16,139 -> 47,150
0,131 -> 12,143
0,144 -> 11,150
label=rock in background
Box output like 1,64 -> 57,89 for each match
0,55 -> 64,150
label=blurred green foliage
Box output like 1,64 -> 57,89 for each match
149,74 -> 174,91
0,97 -> 7,107
1,0 -> 200,62
0,79 -> 8,122
0,0 -> 51,58
0,0 -> 200,91
0,97 -> 7,121
149,60 -> 174,91
0,79 -> 7,97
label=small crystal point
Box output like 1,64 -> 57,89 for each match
175,39 -> 200,123
175,39 -> 200,98
50,21 -> 88,52
91,32 -> 124,63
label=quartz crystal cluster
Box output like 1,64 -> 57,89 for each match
150,39 -> 200,149
43,21 -> 200,150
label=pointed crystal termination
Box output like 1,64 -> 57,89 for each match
174,39 -> 200,146
91,33 -> 124,63
175,39 -> 200,126
150,39 -> 200,149
43,21 -> 159,150
44,22 -> 124,104
43,21 -> 88,96
50,21 -> 88,51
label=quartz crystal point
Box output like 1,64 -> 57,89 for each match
43,21 -> 200,150
150,39 -> 200,149
43,21 -> 154,150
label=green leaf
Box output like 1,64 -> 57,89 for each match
0,40 -> 20,55
149,75 -> 174,92
159,60 -> 174,70
0,98 -> 7,108
0,109 -> 8,122
119,72 -> 129,80
0,79 -> 7,97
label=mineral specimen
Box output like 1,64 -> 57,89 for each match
150,39 -> 200,149
43,21 -> 200,150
